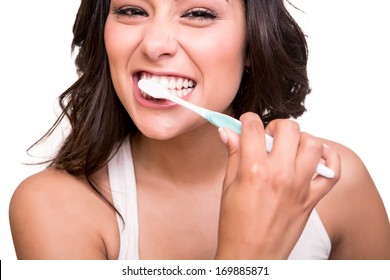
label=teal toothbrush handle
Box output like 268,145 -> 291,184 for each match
206,111 -> 273,152
206,111 -> 242,134
206,111 -> 334,179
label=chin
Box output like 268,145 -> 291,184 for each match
132,112 -> 206,141
135,124 -> 182,141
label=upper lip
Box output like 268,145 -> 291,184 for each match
135,70 -> 196,83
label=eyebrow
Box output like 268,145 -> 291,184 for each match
173,0 -> 232,5
175,0 -> 230,2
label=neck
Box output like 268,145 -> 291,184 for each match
131,124 -> 228,186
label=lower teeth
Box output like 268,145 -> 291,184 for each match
141,92 -> 161,100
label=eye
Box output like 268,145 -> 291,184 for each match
112,6 -> 148,18
182,8 -> 217,21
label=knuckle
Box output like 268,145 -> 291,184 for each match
241,113 -> 264,130
237,162 -> 267,186
248,162 -> 261,175
279,119 -> 301,133
271,169 -> 293,188
242,162 -> 263,179
241,112 -> 261,120
301,133 -> 323,154
268,119 -> 301,137
285,119 -> 301,133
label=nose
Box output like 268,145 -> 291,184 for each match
140,21 -> 179,61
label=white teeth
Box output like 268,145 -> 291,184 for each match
159,77 -> 169,88
176,78 -> 183,89
168,79 -> 176,90
139,72 -> 196,99
183,79 -> 189,88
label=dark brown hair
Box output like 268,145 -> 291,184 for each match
236,0 -> 310,123
36,0 -> 310,202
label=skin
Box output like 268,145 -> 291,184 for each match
105,0 -> 247,140
9,0 -> 390,259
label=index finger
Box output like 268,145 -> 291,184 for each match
238,113 -> 267,177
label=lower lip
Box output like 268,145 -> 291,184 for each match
133,77 -> 194,110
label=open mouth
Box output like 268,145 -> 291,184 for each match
138,72 -> 196,100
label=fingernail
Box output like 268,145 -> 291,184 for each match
218,127 -> 228,144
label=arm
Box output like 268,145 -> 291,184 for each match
9,169 -> 118,260
317,141 -> 390,259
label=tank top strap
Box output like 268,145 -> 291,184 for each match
108,136 -> 139,259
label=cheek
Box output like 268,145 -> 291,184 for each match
104,22 -> 127,71
104,20 -> 139,102
104,22 -> 118,61
104,21 -> 139,122
104,23 -> 124,92
104,19 -> 141,80
191,30 -> 246,109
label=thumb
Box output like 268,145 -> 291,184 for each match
218,127 -> 240,188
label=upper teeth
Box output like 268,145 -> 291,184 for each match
140,72 -> 196,99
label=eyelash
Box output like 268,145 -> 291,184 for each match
112,7 -> 217,21
182,8 -> 217,21
112,7 -> 147,18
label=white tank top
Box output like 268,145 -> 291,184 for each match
108,136 -> 331,260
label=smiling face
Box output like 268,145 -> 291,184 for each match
104,0 -> 247,139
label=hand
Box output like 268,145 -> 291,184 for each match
215,113 -> 341,259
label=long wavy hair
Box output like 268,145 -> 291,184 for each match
35,0 -> 310,205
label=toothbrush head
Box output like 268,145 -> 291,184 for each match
138,79 -> 169,99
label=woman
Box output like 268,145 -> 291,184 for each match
9,0 -> 390,259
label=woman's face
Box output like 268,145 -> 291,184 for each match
105,0 -> 247,139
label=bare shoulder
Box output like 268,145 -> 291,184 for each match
316,139 -> 390,259
9,167 -> 119,259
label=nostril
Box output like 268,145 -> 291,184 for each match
140,27 -> 179,60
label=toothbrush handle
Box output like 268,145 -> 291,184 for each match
206,111 -> 334,179
207,111 -> 273,152
206,111 -> 242,133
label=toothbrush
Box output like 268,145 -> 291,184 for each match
138,79 -> 335,179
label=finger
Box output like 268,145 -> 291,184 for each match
295,132 -> 324,183
218,127 -> 240,188
265,119 -> 301,171
310,144 -> 341,203
238,113 -> 267,179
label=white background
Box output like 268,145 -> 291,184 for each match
1,0 -> 389,260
